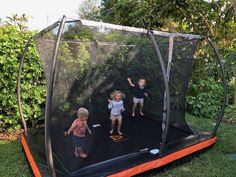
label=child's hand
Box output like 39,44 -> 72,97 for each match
144,93 -> 148,97
88,130 -> 92,135
127,77 -> 135,86
122,108 -> 125,112
108,99 -> 112,103
64,131 -> 69,136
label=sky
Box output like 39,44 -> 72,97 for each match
0,0 -> 84,30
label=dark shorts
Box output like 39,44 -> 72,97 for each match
72,135 -> 85,147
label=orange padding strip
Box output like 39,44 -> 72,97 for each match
21,134 -> 42,177
108,137 -> 217,177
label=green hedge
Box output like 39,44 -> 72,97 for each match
0,24 -> 46,132
186,78 -> 224,119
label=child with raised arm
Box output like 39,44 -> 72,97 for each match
65,107 -> 92,158
127,77 -> 148,117
108,91 -> 125,135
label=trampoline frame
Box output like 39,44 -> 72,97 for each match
17,16 -> 227,177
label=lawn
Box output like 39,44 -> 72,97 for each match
0,140 -> 31,177
0,114 -> 236,177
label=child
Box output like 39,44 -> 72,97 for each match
108,91 -> 125,135
127,77 -> 148,117
65,107 -> 92,159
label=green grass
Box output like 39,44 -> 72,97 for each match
0,114 -> 236,177
0,140 -> 32,177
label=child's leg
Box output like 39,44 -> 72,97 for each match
110,119 -> 115,134
132,103 -> 137,117
117,118 -> 122,135
77,146 -> 87,158
140,100 -> 144,116
74,146 -> 79,157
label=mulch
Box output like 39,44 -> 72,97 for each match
0,129 -> 24,141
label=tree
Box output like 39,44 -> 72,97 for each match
6,14 -> 30,31
230,0 -> 236,16
78,0 -> 100,21
100,0 -> 236,118
101,0 -> 235,37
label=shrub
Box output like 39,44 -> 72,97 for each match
186,78 -> 224,119
224,104 -> 236,123
0,24 -> 46,132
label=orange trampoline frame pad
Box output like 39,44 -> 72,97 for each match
21,133 -> 216,177
21,134 -> 42,177
108,137 -> 217,177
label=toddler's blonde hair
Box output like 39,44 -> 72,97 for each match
138,78 -> 146,83
110,90 -> 125,100
77,107 -> 89,117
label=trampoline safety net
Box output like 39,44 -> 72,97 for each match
27,18 -> 221,177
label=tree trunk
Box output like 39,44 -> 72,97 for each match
233,77 -> 236,104
230,0 -> 236,18
230,0 -> 236,104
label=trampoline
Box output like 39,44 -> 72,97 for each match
17,16 -> 227,177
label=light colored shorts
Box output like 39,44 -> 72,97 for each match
133,97 -> 144,104
110,114 -> 122,120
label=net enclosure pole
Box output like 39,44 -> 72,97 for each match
17,39 -> 34,136
207,37 -> 227,136
79,19 -> 203,39
17,20 -> 61,137
148,31 -> 171,157
162,37 -> 174,138
45,15 -> 66,177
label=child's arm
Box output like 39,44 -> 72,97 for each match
86,125 -> 92,134
64,120 -> 76,136
127,77 -> 135,87
64,126 -> 74,136
108,99 -> 113,109
121,102 -> 125,112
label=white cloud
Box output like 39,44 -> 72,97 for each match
0,0 -> 84,30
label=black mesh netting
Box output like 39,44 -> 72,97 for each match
35,20 -> 201,175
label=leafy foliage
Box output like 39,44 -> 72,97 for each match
0,23 -> 46,132
186,78 -> 223,119
224,104 -> 236,123
100,0 -> 236,118
6,14 -> 30,32
101,0 -> 235,35
78,0 -> 100,21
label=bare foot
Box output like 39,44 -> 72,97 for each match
118,131 -> 123,135
140,112 -> 144,116
79,153 -> 88,159
109,129 -> 113,134
74,151 -> 79,157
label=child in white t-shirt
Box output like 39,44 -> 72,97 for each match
108,91 -> 125,135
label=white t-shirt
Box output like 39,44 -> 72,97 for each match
108,100 -> 124,116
